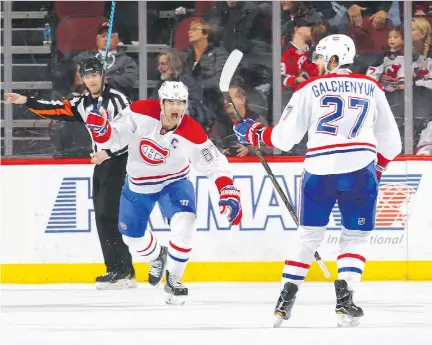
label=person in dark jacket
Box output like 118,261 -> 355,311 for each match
184,18 -> 229,92
204,1 -> 269,54
150,49 -> 206,124
208,85 -> 273,157
183,18 -> 229,125
73,22 -> 138,98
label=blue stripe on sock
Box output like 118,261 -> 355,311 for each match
282,273 -> 305,280
168,252 -> 189,263
338,267 -> 363,274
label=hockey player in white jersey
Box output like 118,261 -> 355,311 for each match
86,81 -> 242,304
234,34 -> 402,327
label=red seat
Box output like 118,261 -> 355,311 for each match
56,16 -> 106,57
174,16 -> 201,50
55,1 -> 105,19
346,16 -> 390,54
194,1 -> 215,16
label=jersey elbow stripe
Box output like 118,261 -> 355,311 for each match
29,99 -> 74,118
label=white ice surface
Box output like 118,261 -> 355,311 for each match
1,282 -> 431,345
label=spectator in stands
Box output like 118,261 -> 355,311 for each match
184,18 -> 228,125
366,27 -> 405,92
412,17 -> 432,89
413,2 -> 432,16
73,22 -> 138,97
208,85 -> 272,156
281,14 -> 321,91
412,17 -> 432,150
317,1 -> 391,32
203,1 -> 269,54
378,18 -> 432,152
416,121 -> 432,155
281,1 -> 315,47
184,19 -> 228,91
344,2 -> 392,29
150,49 -> 206,124
281,1 -> 295,39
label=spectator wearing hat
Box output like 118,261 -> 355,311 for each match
281,14 -> 321,91
73,22 -> 138,97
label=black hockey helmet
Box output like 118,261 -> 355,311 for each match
79,57 -> 103,78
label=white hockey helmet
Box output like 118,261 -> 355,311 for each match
315,34 -> 356,71
158,81 -> 189,103
158,81 -> 189,128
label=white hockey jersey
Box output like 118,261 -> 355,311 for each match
94,100 -> 233,194
367,55 -> 432,91
366,55 -> 405,92
262,69 -> 402,175
413,56 -> 432,90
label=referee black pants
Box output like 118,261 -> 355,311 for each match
92,153 -> 134,275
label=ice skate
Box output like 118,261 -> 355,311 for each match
164,270 -> 188,305
273,282 -> 299,328
148,246 -> 168,287
334,279 -> 364,327
96,271 -> 137,290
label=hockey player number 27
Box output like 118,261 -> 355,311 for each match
317,96 -> 370,138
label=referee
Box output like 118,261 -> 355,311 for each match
5,57 -> 136,290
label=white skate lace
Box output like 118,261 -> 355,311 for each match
168,274 -> 183,288
149,260 -> 162,277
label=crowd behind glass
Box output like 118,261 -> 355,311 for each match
4,1 -> 432,157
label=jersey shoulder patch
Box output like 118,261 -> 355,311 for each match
130,100 -> 160,120
175,115 -> 208,145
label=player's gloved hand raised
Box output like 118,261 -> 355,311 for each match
86,107 -> 112,143
86,107 -> 109,135
233,118 -> 265,147
219,185 -> 242,225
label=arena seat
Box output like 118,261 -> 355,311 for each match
55,1 -> 105,19
56,16 -> 106,57
346,17 -> 390,54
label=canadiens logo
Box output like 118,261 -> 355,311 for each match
139,139 -> 170,165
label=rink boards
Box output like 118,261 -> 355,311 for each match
1,157 -> 431,283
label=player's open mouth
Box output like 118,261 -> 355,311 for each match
171,113 -> 179,121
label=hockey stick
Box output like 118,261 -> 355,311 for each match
97,0 -> 117,109
219,50 -> 330,278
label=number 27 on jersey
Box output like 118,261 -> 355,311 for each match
316,95 -> 370,138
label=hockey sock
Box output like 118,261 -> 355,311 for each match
280,225 -> 326,289
167,212 -> 195,277
122,230 -> 161,262
337,228 -> 370,290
